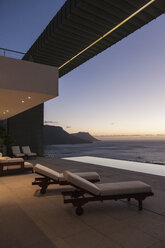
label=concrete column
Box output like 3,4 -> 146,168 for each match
7,104 -> 44,156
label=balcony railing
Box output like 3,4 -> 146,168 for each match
0,47 -> 25,60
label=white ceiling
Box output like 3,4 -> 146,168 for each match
0,55 -> 59,120
0,88 -> 56,120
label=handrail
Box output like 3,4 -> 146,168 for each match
0,47 -> 25,55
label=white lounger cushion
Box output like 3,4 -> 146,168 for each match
64,171 -> 100,196
34,164 -> 100,182
24,162 -> 33,168
0,158 -> 24,163
4,163 -> 32,171
0,156 -> 10,160
0,158 -> 23,171
34,164 -> 60,180
59,171 -> 100,182
0,160 -> 32,171
96,181 -> 152,196
64,171 -> 152,197
7,165 -> 22,170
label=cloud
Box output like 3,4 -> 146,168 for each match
44,121 -> 58,124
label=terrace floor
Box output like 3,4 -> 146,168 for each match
0,157 -> 165,248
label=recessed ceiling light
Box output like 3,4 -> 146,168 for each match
28,96 -> 31,99
21,100 -> 25,103
3,112 -> 6,114
6,110 -> 9,112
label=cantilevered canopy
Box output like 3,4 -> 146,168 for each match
0,56 -> 58,120
23,0 -> 164,77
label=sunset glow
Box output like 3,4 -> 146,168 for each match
45,15 -> 165,137
1,0 -> 164,137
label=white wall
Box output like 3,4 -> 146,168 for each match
0,56 -> 58,95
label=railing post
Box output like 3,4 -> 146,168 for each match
0,47 -> 25,58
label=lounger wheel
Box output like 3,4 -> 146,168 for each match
76,207 -> 84,216
40,188 -> 46,194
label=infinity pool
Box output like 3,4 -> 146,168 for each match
64,156 -> 165,177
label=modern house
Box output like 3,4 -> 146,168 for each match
0,55 -> 58,155
0,0 -> 164,155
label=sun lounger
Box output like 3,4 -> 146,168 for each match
22,146 -> 37,159
11,146 -> 24,158
61,171 -> 154,215
32,164 -> 100,194
0,157 -> 33,176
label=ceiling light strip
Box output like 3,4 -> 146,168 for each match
58,0 -> 156,70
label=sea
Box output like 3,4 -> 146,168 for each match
44,139 -> 165,165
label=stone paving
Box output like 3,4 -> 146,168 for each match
0,157 -> 165,248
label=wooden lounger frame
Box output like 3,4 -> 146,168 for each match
32,172 -> 100,194
0,161 -> 33,176
62,182 -> 154,216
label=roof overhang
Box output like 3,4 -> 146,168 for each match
23,0 -> 165,77
0,56 -> 58,120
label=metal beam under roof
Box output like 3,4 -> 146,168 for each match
23,0 -> 165,77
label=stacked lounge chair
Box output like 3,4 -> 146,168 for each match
61,171 -> 154,215
11,146 -> 37,159
11,146 -> 24,158
32,164 -> 100,194
22,146 -> 37,159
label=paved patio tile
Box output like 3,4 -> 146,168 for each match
63,228 -> 121,248
0,157 -> 165,248
107,226 -> 159,248
0,204 -> 57,248
124,211 -> 165,242
147,241 -> 165,248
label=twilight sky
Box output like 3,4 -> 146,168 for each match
1,1 -> 165,136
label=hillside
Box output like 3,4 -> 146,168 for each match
44,125 -> 93,145
71,132 -> 99,142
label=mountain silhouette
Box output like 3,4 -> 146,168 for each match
44,125 -> 95,145
71,132 -> 99,142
